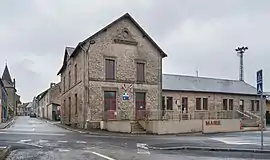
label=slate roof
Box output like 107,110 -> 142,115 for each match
162,74 -> 258,95
2,65 -> 12,83
57,47 -> 75,75
66,47 -> 75,56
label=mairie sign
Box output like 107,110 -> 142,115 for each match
257,69 -> 263,95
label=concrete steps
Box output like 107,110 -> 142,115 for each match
131,122 -> 146,134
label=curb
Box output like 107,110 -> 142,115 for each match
0,117 -> 16,129
0,146 -> 12,160
148,145 -> 270,153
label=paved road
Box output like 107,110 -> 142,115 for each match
1,116 -> 270,159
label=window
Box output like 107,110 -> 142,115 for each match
74,64 -> 77,83
251,100 -> 255,111
104,91 -> 116,111
162,96 -> 165,110
196,98 -> 201,110
68,97 -> 71,122
105,59 -> 115,80
182,97 -> 188,112
223,99 -> 228,110
239,99 -> 244,112
135,92 -> 146,110
75,94 -> 78,115
229,99 -> 234,110
63,77 -> 66,92
166,97 -> 173,110
63,100 -> 65,116
203,98 -> 208,110
68,71 -> 71,88
256,100 -> 260,111
136,62 -> 145,82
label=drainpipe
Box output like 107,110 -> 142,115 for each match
79,41 -> 92,129
13,78 -> 16,116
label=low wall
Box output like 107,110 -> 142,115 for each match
103,121 -> 131,133
202,119 -> 241,133
145,120 -> 202,135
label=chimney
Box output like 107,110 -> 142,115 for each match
50,83 -> 56,88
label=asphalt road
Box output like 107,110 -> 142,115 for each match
1,116 -> 270,159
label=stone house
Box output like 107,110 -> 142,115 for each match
1,65 -> 19,117
0,78 -> 8,123
57,13 -> 167,129
37,82 -> 61,120
162,74 -> 264,120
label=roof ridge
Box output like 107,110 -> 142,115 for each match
163,73 -> 240,82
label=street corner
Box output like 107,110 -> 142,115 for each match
0,146 -> 12,160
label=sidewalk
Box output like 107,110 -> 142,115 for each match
0,117 -> 16,129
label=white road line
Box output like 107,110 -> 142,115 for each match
38,140 -> 48,143
76,141 -> 87,144
0,146 -> 7,149
91,151 -> 115,160
58,149 -> 70,152
57,140 -> 68,143
136,143 -> 151,155
16,142 -> 43,148
0,131 -> 65,136
18,139 -> 32,143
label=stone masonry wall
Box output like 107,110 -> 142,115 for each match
84,17 -> 162,121
163,91 -> 265,117
60,50 -> 84,128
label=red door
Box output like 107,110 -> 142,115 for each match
135,92 -> 146,120
104,91 -> 116,120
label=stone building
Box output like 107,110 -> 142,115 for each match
0,78 -> 8,122
37,82 -> 61,120
1,65 -> 18,117
57,13 -> 167,129
162,74 -> 263,120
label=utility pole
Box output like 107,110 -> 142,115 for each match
235,46 -> 248,81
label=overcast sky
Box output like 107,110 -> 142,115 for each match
1,0 -> 270,102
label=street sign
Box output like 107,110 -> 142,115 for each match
257,70 -> 263,94
257,69 -> 264,150
122,92 -> 129,100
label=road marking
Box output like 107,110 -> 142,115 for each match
76,141 -> 87,144
210,137 -> 259,145
16,142 -> 43,148
38,140 -> 48,143
57,140 -> 68,143
58,149 -> 70,152
136,143 -> 150,155
0,131 -> 65,136
0,146 -> 7,149
91,151 -> 115,160
18,139 -> 32,143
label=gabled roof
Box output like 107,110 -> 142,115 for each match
57,47 -> 75,75
162,74 -> 258,96
71,13 -> 167,58
2,65 -> 12,83
36,89 -> 49,100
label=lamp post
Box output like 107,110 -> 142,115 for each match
235,46 -> 248,81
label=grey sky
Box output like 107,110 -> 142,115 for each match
1,0 -> 269,102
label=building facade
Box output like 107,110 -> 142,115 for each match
58,13 -> 167,128
1,65 -> 18,118
162,74 -> 263,120
0,78 -> 7,123
37,82 -> 61,120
